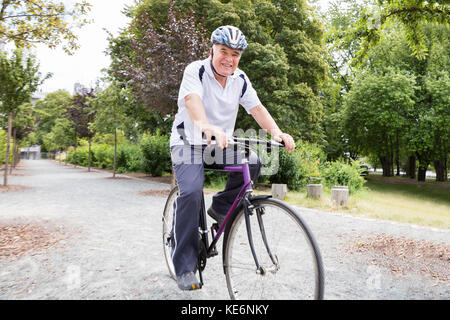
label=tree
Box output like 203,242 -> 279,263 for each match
320,0 -> 378,160
65,83 -> 96,170
0,0 -> 92,54
0,49 -> 49,185
342,69 -> 417,176
10,102 -> 35,170
342,22 -> 449,181
33,90 -> 73,151
109,0 -> 328,143
425,72 -> 449,181
43,118 -> 75,164
181,0 -> 328,142
349,0 -> 449,60
90,83 -> 130,178
110,1 -> 209,118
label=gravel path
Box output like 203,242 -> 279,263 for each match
0,160 -> 448,300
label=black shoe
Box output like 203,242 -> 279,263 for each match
177,272 -> 201,291
207,207 -> 225,226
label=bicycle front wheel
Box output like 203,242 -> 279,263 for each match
162,186 -> 179,281
223,198 -> 324,300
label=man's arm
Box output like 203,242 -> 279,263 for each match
250,105 -> 295,152
185,93 -> 228,148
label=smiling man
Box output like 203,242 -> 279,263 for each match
169,25 -> 295,291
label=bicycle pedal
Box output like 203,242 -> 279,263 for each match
210,250 -> 218,257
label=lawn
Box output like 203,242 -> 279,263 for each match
206,174 -> 450,230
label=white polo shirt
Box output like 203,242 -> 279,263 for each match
169,57 -> 261,147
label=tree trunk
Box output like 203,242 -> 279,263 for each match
408,155 -> 416,179
13,132 -> 19,167
434,159 -> 447,182
113,128 -> 117,178
10,127 -> 16,174
417,166 -> 427,182
379,156 -> 393,177
3,113 -> 12,186
416,152 -> 430,182
88,138 -> 92,172
395,132 -> 400,176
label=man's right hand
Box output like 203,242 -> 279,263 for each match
202,124 -> 228,149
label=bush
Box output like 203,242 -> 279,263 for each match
267,140 -> 325,191
321,160 -> 366,194
0,129 -> 6,165
268,148 -> 303,190
116,143 -> 144,172
140,133 -> 171,176
92,144 -> 114,169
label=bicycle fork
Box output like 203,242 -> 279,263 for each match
244,196 -> 279,275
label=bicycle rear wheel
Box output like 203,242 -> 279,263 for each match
162,186 -> 179,280
223,198 -> 324,300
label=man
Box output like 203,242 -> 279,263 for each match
170,25 -> 295,290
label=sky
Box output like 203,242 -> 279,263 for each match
32,0 -> 134,96
25,0 -> 329,97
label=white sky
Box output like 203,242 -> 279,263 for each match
32,0 -> 133,96
24,0 -> 329,97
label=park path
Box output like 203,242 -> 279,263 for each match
0,160 -> 449,300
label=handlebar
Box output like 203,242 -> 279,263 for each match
202,134 -> 285,151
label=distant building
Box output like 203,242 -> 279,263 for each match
20,145 -> 41,160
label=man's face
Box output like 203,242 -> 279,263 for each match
210,44 -> 242,76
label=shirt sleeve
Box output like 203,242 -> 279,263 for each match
238,73 -> 262,114
177,61 -> 204,108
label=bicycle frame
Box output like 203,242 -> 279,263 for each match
198,156 -> 271,279
202,160 -> 253,257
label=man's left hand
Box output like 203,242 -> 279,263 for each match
274,132 -> 295,152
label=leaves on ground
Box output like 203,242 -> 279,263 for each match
345,233 -> 450,282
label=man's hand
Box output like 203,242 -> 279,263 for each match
202,124 -> 228,149
273,132 -> 296,152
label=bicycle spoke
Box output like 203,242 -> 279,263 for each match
224,199 -> 324,300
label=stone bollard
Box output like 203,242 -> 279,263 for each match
331,186 -> 349,207
271,184 -> 287,200
306,184 -> 323,199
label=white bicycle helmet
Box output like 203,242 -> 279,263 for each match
210,25 -> 248,51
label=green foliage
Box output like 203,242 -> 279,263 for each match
34,90 -> 73,149
43,118 -> 75,152
116,143 -> 145,172
345,0 -> 450,61
321,160 -> 366,194
139,132 -> 171,176
64,132 -> 173,177
342,66 -> 417,176
109,0 -> 328,143
91,144 -> 114,169
67,146 -> 91,167
268,140 -> 325,190
0,129 -> 6,165
0,0 -> 92,54
268,148 -> 302,190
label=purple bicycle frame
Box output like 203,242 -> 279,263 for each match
208,161 -> 253,248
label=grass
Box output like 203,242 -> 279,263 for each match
205,174 -> 450,230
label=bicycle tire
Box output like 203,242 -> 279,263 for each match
162,186 -> 179,280
223,198 -> 325,300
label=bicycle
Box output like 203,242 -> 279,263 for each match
162,137 -> 325,299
